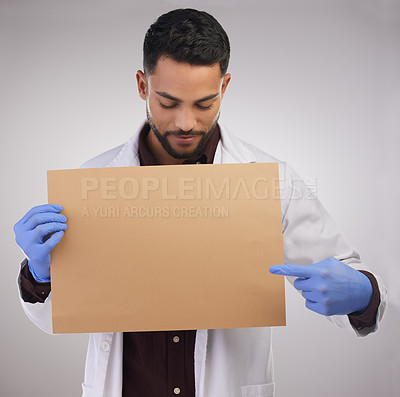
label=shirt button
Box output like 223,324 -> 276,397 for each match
100,341 -> 110,352
174,387 -> 181,395
173,336 -> 180,343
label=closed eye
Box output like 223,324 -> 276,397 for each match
160,103 -> 178,109
196,103 -> 213,110
160,102 -> 213,110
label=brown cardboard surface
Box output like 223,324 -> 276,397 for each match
47,163 -> 285,333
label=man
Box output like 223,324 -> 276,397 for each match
14,8 -> 386,397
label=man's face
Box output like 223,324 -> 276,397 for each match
136,56 -> 231,163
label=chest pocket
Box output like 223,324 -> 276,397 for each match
241,383 -> 275,397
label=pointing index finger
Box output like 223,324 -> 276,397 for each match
269,264 -> 315,278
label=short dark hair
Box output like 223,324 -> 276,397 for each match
143,8 -> 230,77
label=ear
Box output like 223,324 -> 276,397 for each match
221,73 -> 231,99
136,70 -> 148,101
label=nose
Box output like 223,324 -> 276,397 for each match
175,107 -> 196,132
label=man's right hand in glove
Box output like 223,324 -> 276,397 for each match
13,204 -> 67,282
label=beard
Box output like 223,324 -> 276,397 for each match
146,106 -> 220,160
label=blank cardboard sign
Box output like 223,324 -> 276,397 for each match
47,163 -> 285,333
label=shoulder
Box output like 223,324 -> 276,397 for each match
79,120 -> 147,168
79,144 -> 125,168
238,137 -> 282,163
219,124 -> 283,163
218,124 -> 307,216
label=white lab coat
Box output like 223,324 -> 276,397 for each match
18,120 -> 387,397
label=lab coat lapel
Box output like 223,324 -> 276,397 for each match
107,120 -> 146,167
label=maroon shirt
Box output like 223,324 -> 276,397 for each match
122,123 -> 220,397
18,122 -> 380,396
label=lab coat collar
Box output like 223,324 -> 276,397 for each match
107,119 -> 258,167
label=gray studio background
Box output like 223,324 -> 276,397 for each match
1,0 -> 399,396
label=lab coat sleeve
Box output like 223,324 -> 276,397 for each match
279,162 -> 387,337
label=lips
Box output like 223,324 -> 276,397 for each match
171,135 -> 198,145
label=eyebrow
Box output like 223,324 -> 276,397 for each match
155,91 -> 220,103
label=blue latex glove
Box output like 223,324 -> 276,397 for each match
13,204 -> 67,282
269,257 -> 373,316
